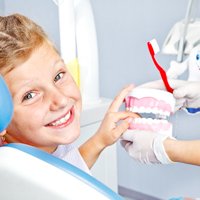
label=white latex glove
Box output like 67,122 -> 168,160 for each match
119,129 -> 174,164
137,79 -> 189,111
173,81 -> 200,109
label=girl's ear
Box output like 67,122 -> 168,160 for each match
0,130 -> 6,146
0,130 -> 6,137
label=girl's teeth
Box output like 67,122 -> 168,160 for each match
60,118 -> 66,123
65,113 -> 70,120
50,112 -> 71,126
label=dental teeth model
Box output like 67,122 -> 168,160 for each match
125,88 -> 176,136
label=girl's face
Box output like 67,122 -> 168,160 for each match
3,43 -> 82,153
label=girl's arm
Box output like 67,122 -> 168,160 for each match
79,84 -> 140,169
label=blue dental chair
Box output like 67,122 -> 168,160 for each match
0,75 -> 124,200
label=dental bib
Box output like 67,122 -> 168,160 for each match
125,88 -> 176,136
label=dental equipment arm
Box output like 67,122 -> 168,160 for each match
119,129 -> 174,164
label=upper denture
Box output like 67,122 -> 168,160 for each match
126,96 -> 173,114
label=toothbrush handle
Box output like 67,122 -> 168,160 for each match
147,42 -> 173,93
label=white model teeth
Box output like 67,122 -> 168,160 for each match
164,111 -> 170,116
152,107 -> 158,114
133,118 -> 168,124
127,106 -> 170,117
145,107 -> 152,113
51,112 -> 71,126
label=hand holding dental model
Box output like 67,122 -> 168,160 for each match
138,79 -> 200,111
119,86 -> 176,164
120,39 -> 200,165
167,44 -> 200,114
120,129 -> 173,164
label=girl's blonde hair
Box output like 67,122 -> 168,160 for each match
0,13 -> 57,75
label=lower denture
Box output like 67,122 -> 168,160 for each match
128,121 -> 172,132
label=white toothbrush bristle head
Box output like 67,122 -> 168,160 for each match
150,39 -> 160,54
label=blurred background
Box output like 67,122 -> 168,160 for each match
1,0 -> 200,199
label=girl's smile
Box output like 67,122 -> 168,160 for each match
45,106 -> 75,128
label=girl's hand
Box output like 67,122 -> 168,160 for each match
94,84 -> 140,150
79,84 -> 140,169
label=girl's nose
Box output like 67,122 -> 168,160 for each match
49,89 -> 68,111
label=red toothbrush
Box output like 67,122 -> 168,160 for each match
147,39 -> 173,93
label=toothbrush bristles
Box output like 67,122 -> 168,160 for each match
150,39 -> 160,54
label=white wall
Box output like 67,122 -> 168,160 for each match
0,0 -> 4,15
1,0 -> 200,198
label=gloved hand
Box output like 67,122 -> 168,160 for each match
173,81 -> 200,109
119,129 -> 175,164
136,79 -> 200,111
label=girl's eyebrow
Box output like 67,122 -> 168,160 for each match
11,79 -> 37,98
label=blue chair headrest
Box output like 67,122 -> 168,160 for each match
0,75 -> 13,132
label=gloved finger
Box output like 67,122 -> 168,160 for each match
175,104 -> 185,112
173,98 -> 185,112
137,79 -> 187,91
120,129 -> 137,141
123,141 -> 133,153
176,98 -> 185,105
136,80 -> 166,90
168,79 -> 188,89
173,83 -> 195,99
119,139 -> 131,148
175,105 -> 183,112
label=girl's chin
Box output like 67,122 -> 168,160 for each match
59,130 -> 80,144
57,136 -> 79,145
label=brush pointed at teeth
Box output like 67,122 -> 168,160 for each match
147,39 -> 173,93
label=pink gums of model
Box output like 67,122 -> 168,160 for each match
125,88 -> 176,136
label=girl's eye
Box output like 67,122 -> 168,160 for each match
54,72 -> 64,82
196,54 -> 200,60
23,92 -> 36,101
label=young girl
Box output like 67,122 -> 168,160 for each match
0,13 -> 138,174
